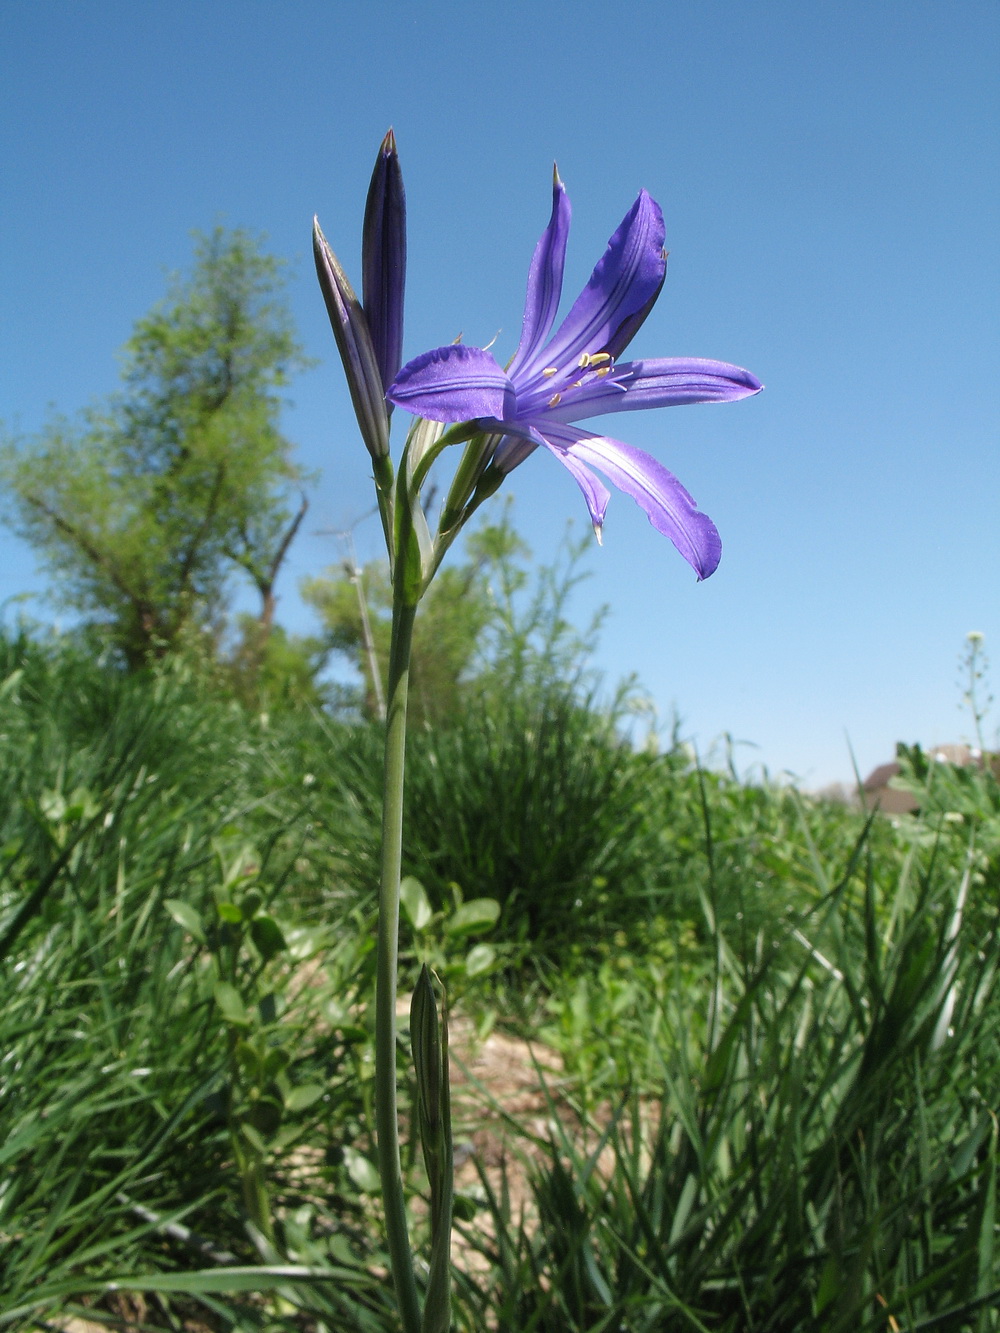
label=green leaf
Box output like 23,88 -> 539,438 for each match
453,1192 -> 480,1222
400,875 -> 433,931
234,1040 -> 261,1079
813,1255 -> 840,1314
446,897 -> 500,937
261,1047 -> 291,1081
283,924 -> 326,961
250,914 -> 286,962
217,901 -> 243,924
164,898 -> 206,944
39,789 -> 66,823
240,1122 -> 268,1155
284,1083 -> 325,1112
246,1095 -> 283,1137
0,1265 -> 378,1308
343,1146 -> 381,1193
0,667 -> 23,700
465,942 -> 496,977
977,1117 -> 998,1298
213,981 -> 250,1027
64,788 -> 98,822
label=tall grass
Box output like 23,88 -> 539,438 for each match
455,806 -> 1000,1330
0,630 -> 388,1325
0,627 -> 995,1328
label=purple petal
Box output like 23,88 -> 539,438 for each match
490,420 -> 610,528
362,128 -> 407,394
313,217 -> 389,459
487,418 -> 549,475
521,191 -> 666,384
492,432 -> 540,475
538,439 -> 611,534
387,344 -> 515,422
543,423 -> 721,579
600,265 -> 665,361
539,358 -> 763,423
507,169 -> 571,380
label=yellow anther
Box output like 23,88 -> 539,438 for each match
547,392 -> 562,407
542,366 -> 559,377
571,379 -> 584,389
588,352 -> 612,366
594,367 -> 611,377
578,352 -> 591,368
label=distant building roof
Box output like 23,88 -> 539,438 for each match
863,761 -> 902,792
861,744 -> 984,815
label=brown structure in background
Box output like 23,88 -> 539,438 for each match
861,744 -> 997,814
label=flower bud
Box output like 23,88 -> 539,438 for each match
313,217 -> 390,459
363,128 -> 407,396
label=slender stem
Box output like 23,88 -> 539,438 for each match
437,430 -> 498,538
375,596 -> 422,1333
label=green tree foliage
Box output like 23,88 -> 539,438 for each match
302,548 -> 495,727
0,228 -> 310,667
227,617 -> 330,713
301,508 -> 604,728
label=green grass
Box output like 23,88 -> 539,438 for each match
0,627 -> 996,1330
0,630 -> 389,1326
456,811 -> 1000,1330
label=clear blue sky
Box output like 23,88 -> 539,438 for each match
2,1 -> 998,787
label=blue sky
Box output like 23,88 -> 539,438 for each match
2,1 -> 998,786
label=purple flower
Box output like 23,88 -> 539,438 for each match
386,173 -> 761,579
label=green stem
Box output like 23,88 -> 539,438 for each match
375,595 -> 422,1333
437,431 -> 497,538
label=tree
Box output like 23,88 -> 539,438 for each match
302,507 -> 608,727
302,538 -> 499,727
0,228 -> 310,667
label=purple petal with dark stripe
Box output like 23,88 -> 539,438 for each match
507,169 -> 571,380
540,358 -> 763,422
600,265 -> 666,361
387,344 -> 515,422
544,423 -> 722,579
362,128 -> 407,393
521,191 -> 666,383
